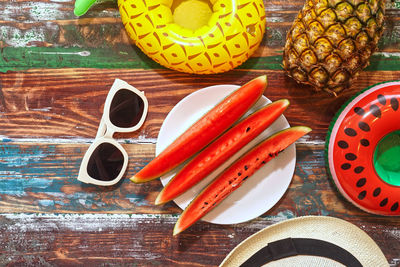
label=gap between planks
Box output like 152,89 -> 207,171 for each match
0,137 -> 323,145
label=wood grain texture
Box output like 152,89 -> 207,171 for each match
0,213 -> 399,266
0,1 -> 399,72
0,142 -> 399,221
1,68 -> 400,142
1,0 -> 400,265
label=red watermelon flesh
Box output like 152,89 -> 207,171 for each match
173,126 -> 311,235
131,76 -> 267,183
155,99 -> 290,205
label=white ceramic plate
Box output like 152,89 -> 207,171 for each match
157,84 -> 296,225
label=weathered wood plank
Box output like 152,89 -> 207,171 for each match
0,213 -> 399,266
1,68 -> 399,142
0,142 -> 398,222
0,1 -> 399,265
0,1 -> 400,72
3,47 -> 400,73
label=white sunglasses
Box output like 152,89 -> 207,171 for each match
77,79 -> 148,186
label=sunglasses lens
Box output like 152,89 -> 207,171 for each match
110,89 -> 145,128
87,143 -> 124,181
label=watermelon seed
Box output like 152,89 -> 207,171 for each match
344,128 -> 357,137
379,198 -> 388,207
256,158 -> 259,161
356,178 -> 366,187
358,190 -> 367,200
345,153 -> 357,161
204,202 -> 208,205
246,127 -> 251,132
341,163 -> 351,170
377,94 -> 386,105
354,107 -> 365,116
358,121 -> 370,132
373,187 -> 381,197
338,140 -> 349,149
238,172 -> 242,176
243,176 -> 249,181
391,97 -> 399,111
391,202 -> 399,212
370,104 -> 381,118
354,166 -> 364,174
244,165 -> 248,171
360,139 -> 370,147
262,161 -> 266,164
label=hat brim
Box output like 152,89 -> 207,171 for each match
220,216 -> 388,267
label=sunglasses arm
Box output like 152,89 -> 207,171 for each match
96,117 -> 108,139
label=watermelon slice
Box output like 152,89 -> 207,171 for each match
155,99 -> 290,205
131,76 -> 267,183
173,126 -> 311,235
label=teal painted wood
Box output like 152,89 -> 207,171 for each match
0,46 -> 161,73
2,47 -> 400,73
0,143 -> 161,213
0,143 -> 392,218
0,142 -> 293,213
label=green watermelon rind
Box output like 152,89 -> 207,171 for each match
174,126 -> 312,235
132,75 -> 267,183
325,80 -> 400,212
156,99 -> 290,205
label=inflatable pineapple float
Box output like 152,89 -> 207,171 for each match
118,0 -> 266,74
74,0 -> 266,74
283,0 -> 385,95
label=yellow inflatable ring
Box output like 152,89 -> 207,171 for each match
118,0 -> 266,74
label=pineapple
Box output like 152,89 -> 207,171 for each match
118,0 -> 266,74
283,0 -> 386,95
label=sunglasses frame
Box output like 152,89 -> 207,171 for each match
77,79 -> 148,186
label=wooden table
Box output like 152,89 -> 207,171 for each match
1,0 -> 399,266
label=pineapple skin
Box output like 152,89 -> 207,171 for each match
118,0 -> 266,74
283,0 -> 385,95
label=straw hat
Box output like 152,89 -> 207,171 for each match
220,216 -> 388,267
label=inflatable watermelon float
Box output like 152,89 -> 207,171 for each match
326,81 -> 400,216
